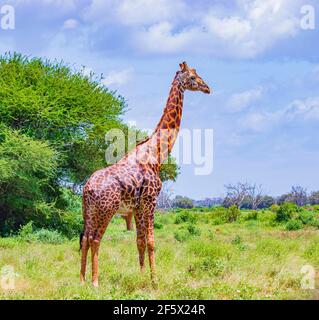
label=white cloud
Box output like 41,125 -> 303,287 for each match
63,19 -> 79,29
284,97 -> 319,121
101,68 -> 133,87
116,0 -> 186,26
239,96 -> 319,133
85,0 -> 186,26
240,111 -> 278,133
226,87 -> 263,112
132,0 -> 303,58
8,0 -> 76,11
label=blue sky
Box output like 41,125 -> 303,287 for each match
1,0 -> 319,199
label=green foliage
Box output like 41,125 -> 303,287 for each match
285,219 -> 303,231
299,210 -> 315,225
154,221 -> 164,230
18,221 -> 66,244
275,203 -> 299,222
240,210 -> 258,221
160,155 -> 179,182
225,205 -> 240,223
174,222 -> 201,242
173,195 -> 194,209
0,53 -> 127,184
309,219 -> 319,229
174,229 -> 189,242
270,204 -> 280,212
0,126 -> 59,233
174,210 -> 196,224
187,223 -> 201,236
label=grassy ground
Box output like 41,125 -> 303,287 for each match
1,211 -> 319,300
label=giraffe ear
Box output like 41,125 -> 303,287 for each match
179,61 -> 188,72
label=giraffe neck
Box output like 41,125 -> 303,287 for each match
152,75 -> 185,163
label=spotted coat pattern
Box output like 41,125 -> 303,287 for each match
80,62 -> 211,287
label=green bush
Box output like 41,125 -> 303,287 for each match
225,206 -> 240,223
193,256 -> 225,276
309,219 -> 319,229
270,204 -> 280,212
299,210 -> 315,225
286,220 -> 303,231
187,224 -> 201,236
275,203 -> 299,222
154,221 -> 163,229
174,210 -> 196,224
240,210 -> 258,221
18,221 -> 66,244
174,229 -> 189,242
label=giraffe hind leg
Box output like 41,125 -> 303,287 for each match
90,207 -> 119,287
80,235 -> 89,284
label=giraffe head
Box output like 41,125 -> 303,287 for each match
178,61 -> 211,94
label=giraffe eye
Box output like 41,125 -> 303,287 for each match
190,76 -> 196,80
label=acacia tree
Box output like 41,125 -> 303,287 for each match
309,191 -> 319,205
247,184 -> 264,210
223,182 -> 251,209
288,186 -> 308,206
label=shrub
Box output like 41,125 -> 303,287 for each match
225,206 -> 240,223
275,203 -> 299,222
299,210 -> 315,225
18,221 -> 37,242
154,221 -> 163,229
193,256 -> 225,276
33,229 -> 66,244
209,206 -> 240,224
240,210 -> 258,221
309,219 -> 319,229
174,229 -> 189,242
286,220 -> 303,231
231,235 -> 242,245
18,221 -> 66,244
187,224 -> 201,236
270,204 -> 280,212
174,210 -> 196,224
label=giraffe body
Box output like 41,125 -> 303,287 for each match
80,62 -> 211,287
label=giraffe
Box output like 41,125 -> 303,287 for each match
80,62 -> 211,287
121,210 -> 134,230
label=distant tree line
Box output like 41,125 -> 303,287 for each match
157,183 -> 319,210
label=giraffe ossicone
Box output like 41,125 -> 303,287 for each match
80,61 -> 211,287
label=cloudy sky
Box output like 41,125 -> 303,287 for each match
1,0 -> 319,199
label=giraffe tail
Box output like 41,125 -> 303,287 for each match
79,230 -> 84,252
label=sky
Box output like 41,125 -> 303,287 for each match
0,0 -> 318,199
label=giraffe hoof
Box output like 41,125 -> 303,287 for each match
92,281 -> 99,288
152,281 -> 159,290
